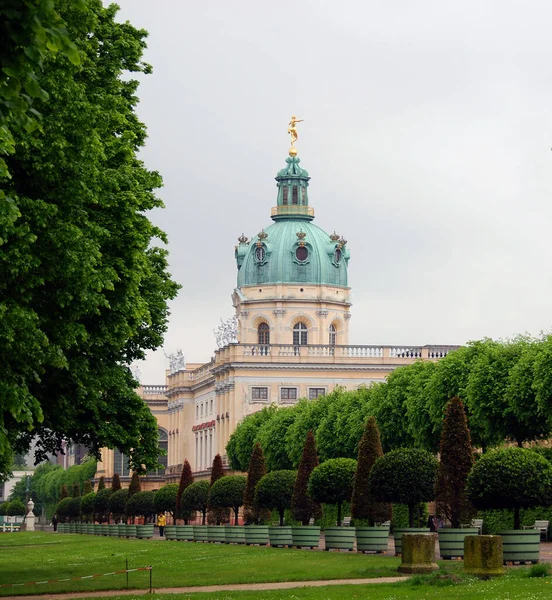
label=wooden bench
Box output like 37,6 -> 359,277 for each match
461,518 -> 483,534
522,520 -> 549,541
341,517 -> 352,526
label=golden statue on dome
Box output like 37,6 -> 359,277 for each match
288,115 -> 303,156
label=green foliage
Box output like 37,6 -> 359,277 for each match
72,482 -> 80,497
287,396 -> 334,466
243,443 -> 268,524
83,480 -> 92,495
391,503 -> 429,530
0,0 -> 179,476
67,497 -> 81,520
256,407 -> 296,470
255,470 -> 296,526
209,476 -> 247,525
181,480 -> 210,525
0,503 -> 9,516
351,417 -> 391,525
127,472 -> 141,498
226,406 -> 277,471
80,492 -> 95,521
434,397 -> 474,527
94,487 -> 112,523
108,489 -> 128,521
7,498 -> 26,516
369,448 -> 438,527
308,458 -> 357,526
207,454 -> 230,525
154,484 -> 178,518
291,430 -> 322,525
125,490 -> 155,519
60,485 -> 68,500
97,476 -> 105,491
467,447 -> 552,529
56,497 -> 72,521
527,563 -> 551,578
176,459 -> 193,522
111,473 -> 121,492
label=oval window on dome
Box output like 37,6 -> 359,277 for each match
255,246 -> 266,263
295,246 -> 308,262
334,248 -> 342,264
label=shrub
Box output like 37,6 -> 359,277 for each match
80,492 -> 96,522
243,443 -> 268,524
255,470 -> 296,526
59,485 -> 68,500
291,430 -> 322,525
72,482 -> 80,497
434,397 -> 474,528
108,488 -> 128,522
351,417 -> 391,525
154,484 -> 178,519
209,476 -> 247,525
127,472 -> 141,498
0,503 -> 9,516
308,458 -> 357,526
7,498 -> 26,516
97,476 -> 106,491
111,473 -> 121,492
126,491 -> 155,521
83,480 -> 92,495
67,497 -> 81,521
467,447 -> 552,529
56,497 -> 72,522
181,481 -> 210,525
176,460 -> 194,523
94,487 -> 112,523
369,448 -> 439,527
207,454 -> 230,525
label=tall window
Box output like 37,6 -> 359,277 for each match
293,322 -> 308,346
258,323 -> 270,345
329,324 -> 337,346
148,428 -> 168,475
292,186 -> 298,204
113,449 -> 130,477
282,187 -> 288,205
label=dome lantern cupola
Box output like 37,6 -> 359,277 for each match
271,156 -> 313,221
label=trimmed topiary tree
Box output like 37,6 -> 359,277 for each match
467,447 -> 552,529
0,503 -> 9,516
243,442 -> 269,524
60,485 -> 68,500
80,492 -> 96,522
176,459 -> 194,523
369,448 -> 438,527
97,476 -> 106,491
7,498 -> 26,517
209,476 -> 247,525
308,458 -> 357,526
126,491 -> 155,522
72,482 -> 80,497
154,484 -> 178,521
56,497 -> 72,522
435,396 -> 474,528
127,472 -> 141,499
207,454 -> 230,525
291,430 -> 322,526
181,480 -> 210,525
351,417 -> 391,525
256,470 -> 297,526
83,480 -> 93,495
108,488 -> 128,523
67,497 -> 81,522
94,487 -> 112,523
111,473 -> 121,492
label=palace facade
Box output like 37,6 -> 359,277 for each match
95,146 -> 459,488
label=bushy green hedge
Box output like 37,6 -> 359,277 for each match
391,503 -> 428,530
480,507 -> 552,537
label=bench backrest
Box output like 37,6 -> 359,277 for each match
341,517 -> 352,526
472,519 -> 483,526
535,520 -> 549,528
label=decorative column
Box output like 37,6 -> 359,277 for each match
26,499 -> 36,532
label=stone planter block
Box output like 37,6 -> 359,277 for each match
165,525 -> 177,540
225,525 -> 246,544
356,525 -> 390,554
498,530 -> 540,564
398,533 -> 439,574
193,525 -> 208,542
244,525 -> 269,545
291,526 -> 321,549
268,526 -> 293,547
175,525 -> 194,541
438,527 -> 478,559
464,535 -> 504,577
393,527 -> 430,555
324,526 -> 356,551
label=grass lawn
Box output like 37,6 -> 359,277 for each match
0,532 -> 398,595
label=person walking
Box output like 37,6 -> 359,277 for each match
52,514 -> 58,532
156,513 -> 166,537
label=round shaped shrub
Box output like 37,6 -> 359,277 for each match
80,492 -> 96,522
0,502 -> 9,516
467,447 -> 552,529
126,490 -> 155,521
108,488 -> 128,522
56,497 -> 72,521
7,498 -> 26,517
209,476 -> 247,525
94,487 -> 112,523
181,480 -> 210,524
369,448 -> 438,527
67,497 -> 81,521
255,470 -> 296,526
308,458 -> 357,526
154,484 -> 178,518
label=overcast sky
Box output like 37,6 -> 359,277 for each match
111,1 -> 552,384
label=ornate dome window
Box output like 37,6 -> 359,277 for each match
295,246 -> 308,262
255,245 -> 266,263
333,247 -> 342,265
258,323 -> 270,346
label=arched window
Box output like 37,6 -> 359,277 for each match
258,323 -> 270,355
292,186 -> 298,205
282,187 -> 289,205
293,322 -> 308,346
148,428 -> 168,476
329,324 -> 337,346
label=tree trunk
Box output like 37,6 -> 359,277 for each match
408,504 -> 416,528
202,510 -> 206,525
234,507 -> 239,525
279,509 -> 285,526
337,502 -> 342,526
514,507 -> 520,530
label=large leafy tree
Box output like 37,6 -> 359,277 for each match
256,407 -> 296,470
0,0 -> 179,477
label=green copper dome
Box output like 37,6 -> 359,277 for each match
235,156 -> 350,287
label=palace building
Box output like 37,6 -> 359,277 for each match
95,137 -> 459,488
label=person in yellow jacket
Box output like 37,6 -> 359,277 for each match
156,513 -> 166,537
